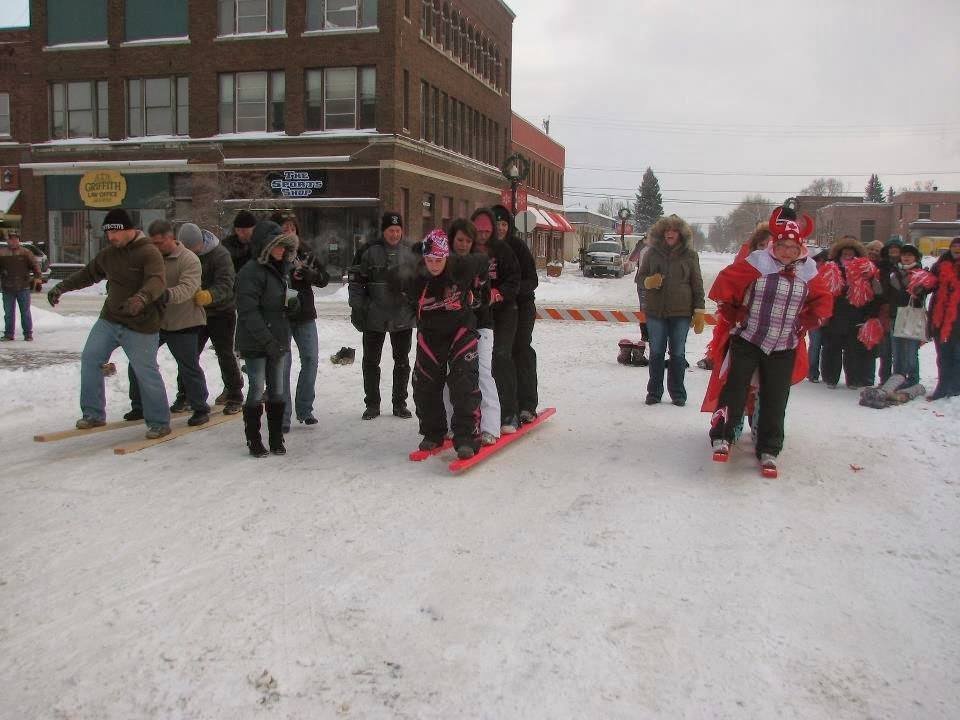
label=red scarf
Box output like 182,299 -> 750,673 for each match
931,258 -> 960,343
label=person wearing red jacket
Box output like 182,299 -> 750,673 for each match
927,237 -> 960,399
703,208 -> 833,474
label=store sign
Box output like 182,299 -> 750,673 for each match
268,170 -> 328,198
79,170 -> 127,208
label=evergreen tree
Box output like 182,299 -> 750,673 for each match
865,173 -> 886,203
633,167 -> 664,234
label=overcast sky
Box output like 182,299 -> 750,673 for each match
3,0 -> 958,225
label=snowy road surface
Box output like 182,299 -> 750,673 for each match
1,264 -> 958,719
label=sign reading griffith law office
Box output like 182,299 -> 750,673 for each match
79,170 -> 127,208
268,170 -> 328,198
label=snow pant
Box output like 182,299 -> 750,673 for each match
491,303 -> 519,423
243,355 -> 286,406
362,328 -> 412,409
444,327 -> 500,438
80,319 -> 170,426
876,332 -> 893,385
636,284 -> 648,341
932,337 -> 960,399
2,288 -> 32,338
807,328 -> 823,381
130,328 -> 209,414
281,319 -> 319,428
413,327 -> 481,449
891,336 -> 921,387
178,311 -> 243,402
646,315 -> 690,402
821,330 -> 872,387
514,300 -> 538,414
710,336 -> 795,458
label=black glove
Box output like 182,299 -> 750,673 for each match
47,284 -> 64,307
264,341 -> 285,361
350,308 -> 366,333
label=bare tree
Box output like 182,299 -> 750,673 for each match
899,179 -> 936,192
596,197 -> 627,218
689,222 -> 708,252
799,177 -> 846,196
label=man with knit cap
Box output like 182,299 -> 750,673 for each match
47,209 -> 172,439
348,211 -> 417,420
223,209 -> 259,273
177,222 -> 243,414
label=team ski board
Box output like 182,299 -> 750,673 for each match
448,407 -> 556,473
113,411 -> 240,455
34,406 -> 225,443
409,438 -> 454,461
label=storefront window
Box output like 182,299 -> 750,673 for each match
47,209 -> 166,265
284,206 -> 377,279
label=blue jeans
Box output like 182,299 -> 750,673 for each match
933,337 -> 960,398
891,336 -> 921,387
130,329 -> 210,413
646,315 -> 690,401
243,355 -> 286,406
2,289 -> 32,338
80,318 -> 170,426
807,328 -> 823,380
282,320 -> 319,427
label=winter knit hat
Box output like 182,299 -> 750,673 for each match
381,212 -> 403,232
102,208 -> 135,231
177,222 -> 203,248
422,229 -> 449,258
899,244 -> 921,261
490,205 -> 512,225
233,210 -> 258,229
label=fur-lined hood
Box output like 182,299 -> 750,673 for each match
828,236 -> 866,261
648,215 -> 692,251
256,226 -> 299,265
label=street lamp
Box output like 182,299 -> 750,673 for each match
617,207 -> 632,252
500,152 -> 530,216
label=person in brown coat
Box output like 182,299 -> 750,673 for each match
0,231 -> 42,341
47,209 -> 172,439
636,214 -> 706,406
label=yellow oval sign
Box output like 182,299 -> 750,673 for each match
79,170 -> 127,208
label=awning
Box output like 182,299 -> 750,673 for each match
0,190 -> 21,215
547,211 -> 574,232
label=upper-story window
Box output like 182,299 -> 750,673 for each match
218,0 -> 286,35
305,67 -> 376,130
307,0 -> 378,30
0,94 -> 10,136
918,203 -> 931,220
51,81 -> 108,139
218,71 -> 285,133
125,0 -> 188,41
128,77 -> 189,136
47,0 -> 107,45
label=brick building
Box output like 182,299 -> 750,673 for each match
816,190 -> 960,255
509,112 -> 570,267
0,0 -> 522,275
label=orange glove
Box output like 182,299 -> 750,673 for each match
194,289 -> 213,306
692,309 -> 706,334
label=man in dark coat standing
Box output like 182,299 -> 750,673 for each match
222,210 -> 258,273
177,222 -> 244,414
348,212 -> 417,420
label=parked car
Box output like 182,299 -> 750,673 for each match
0,241 -> 52,281
582,240 -> 625,278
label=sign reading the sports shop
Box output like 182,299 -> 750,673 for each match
79,170 -> 127,208
268,170 -> 328,198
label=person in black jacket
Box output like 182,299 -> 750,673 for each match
492,204 -> 540,424
405,229 -> 485,460
235,223 -> 298,457
471,208 -> 522,433
281,232 -> 330,431
177,223 -> 244,414
874,237 -> 903,384
348,212 -> 417,420
222,210 -> 259,273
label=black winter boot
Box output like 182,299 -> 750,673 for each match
265,400 -> 286,455
243,404 -> 268,458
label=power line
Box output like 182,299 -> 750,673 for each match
565,166 -> 960,177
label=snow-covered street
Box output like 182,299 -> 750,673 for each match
1,269 -> 958,719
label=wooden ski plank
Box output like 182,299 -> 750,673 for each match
448,407 -> 556,473
112,411 -> 240,455
34,407 -> 224,443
